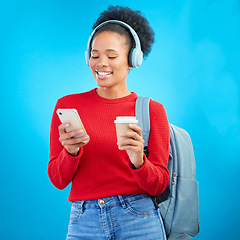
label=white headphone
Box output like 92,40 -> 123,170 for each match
85,20 -> 143,68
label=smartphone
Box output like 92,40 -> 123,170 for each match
56,108 -> 88,139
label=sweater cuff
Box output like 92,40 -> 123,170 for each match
63,147 -> 83,160
130,153 -> 148,172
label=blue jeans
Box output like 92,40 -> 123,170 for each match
66,194 -> 167,240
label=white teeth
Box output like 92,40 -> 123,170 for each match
97,71 -> 112,76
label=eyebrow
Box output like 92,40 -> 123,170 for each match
91,49 -> 118,53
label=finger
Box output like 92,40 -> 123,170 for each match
118,145 -> 142,153
60,128 -> 85,141
119,131 -> 144,143
58,123 -> 86,137
67,128 -> 86,139
58,123 -> 70,133
129,124 -> 142,136
61,134 -> 90,146
118,138 -> 143,147
63,137 -> 90,154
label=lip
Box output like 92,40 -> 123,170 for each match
95,70 -> 113,80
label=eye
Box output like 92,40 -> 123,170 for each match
108,56 -> 117,59
91,56 -> 99,59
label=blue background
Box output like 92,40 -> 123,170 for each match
1,0 -> 239,239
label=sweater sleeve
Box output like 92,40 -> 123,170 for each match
48,99 -> 83,190
130,100 -> 170,196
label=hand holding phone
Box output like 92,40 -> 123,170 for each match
56,108 -> 90,156
57,109 -> 87,137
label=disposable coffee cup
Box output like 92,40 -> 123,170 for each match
114,116 -> 138,142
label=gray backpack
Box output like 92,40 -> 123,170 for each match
135,97 -> 199,240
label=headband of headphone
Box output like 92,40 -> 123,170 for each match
85,20 -> 143,68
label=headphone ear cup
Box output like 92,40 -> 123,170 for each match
128,48 -> 134,67
137,50 -> 143,67
85,49 -> 90,66
129,48 -> 143,68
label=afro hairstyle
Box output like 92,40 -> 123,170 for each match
92,5 -> 155,58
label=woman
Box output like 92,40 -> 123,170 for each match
48,5 -> 170,240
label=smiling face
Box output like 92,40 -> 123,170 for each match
89,31 -> 130,92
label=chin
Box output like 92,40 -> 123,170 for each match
95,81 -> 110,88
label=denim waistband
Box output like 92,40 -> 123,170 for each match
72,194 -> 151,209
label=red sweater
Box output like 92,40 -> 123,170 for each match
48,89 -> 170,202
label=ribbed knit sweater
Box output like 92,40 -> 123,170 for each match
48,89 -> 170,202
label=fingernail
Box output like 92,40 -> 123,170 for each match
129,124 -> 133,127
78,129 -> 84,133
84,135 -> 89,140
66,123 -> 69,127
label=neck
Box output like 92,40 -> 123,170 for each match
96,87 -> 131,99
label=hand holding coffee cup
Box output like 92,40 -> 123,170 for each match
114,117 -> 145,169
114,117 -> 138,142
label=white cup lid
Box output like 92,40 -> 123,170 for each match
114,116 -> 138,123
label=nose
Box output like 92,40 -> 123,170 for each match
96,56 -> 109,67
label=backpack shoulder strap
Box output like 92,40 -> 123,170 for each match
135,97 -> 151,148
135,97 -> 172,156
135,97 -> 171,203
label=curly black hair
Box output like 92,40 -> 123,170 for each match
92,5 -> 155,58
